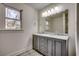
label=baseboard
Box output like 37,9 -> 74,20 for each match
6,48 -> 32,56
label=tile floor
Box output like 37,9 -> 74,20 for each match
17,49 -> 42,56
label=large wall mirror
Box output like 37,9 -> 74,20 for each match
0,4 -> 22,30
39,10 -> 68,35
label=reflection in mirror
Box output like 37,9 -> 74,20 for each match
39,10 -> 68,35
0,3 -> 22,30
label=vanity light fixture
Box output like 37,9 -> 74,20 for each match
42,6 -> 62,17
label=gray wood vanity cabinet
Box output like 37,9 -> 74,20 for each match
33,34 -> 68,56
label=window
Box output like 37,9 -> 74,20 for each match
5,6 -> 22,30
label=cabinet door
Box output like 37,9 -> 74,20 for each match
33,35 -> 39,50
54,39 -> 62,56
61,40 -> 66,56
54,39 -> 67,56
39,37 -> 48,55
48,38 -> 54,56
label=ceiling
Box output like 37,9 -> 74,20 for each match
26,3 -> 50,10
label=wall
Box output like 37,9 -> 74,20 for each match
0,3 -> 38,55
76,3 -> 79,56
39,3 -> 77,56
0,4 -> 5,30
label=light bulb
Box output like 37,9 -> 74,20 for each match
44,11 -> 48,17
47,10 -> 51,16
42,11 -> 48,17
54,6 -> 59,11
51,8 -> 57,15
54,6 -> 62,13
51,8 -> 54,14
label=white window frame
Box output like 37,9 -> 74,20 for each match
3,4 -> 22,30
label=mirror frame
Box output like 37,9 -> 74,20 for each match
38,10 -> 68,34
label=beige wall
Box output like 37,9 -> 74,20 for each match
0,4 -> 5,30
0,3 -> 38,55
39,3 -> 77,56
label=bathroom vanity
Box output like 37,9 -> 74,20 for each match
33,33 -> 69,56
33,9 -> 69,56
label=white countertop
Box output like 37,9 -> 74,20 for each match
33,33 -> 69,40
